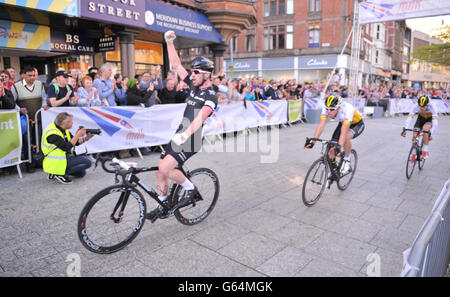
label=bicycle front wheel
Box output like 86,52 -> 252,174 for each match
173,168 -> 220,226
406,146 -> 417,179
302,158 -> 328,206
337,150 -> 358,191
78,185 -> 147,254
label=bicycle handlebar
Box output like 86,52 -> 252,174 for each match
403,129 -> 431,135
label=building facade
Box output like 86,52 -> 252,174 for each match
407,30 -> 450,89
0,0 -> 255,82
221,0 -> 358,83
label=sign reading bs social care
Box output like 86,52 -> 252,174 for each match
0,111 -> 22,168
51,31 -> 96,55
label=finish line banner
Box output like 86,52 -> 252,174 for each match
0,110 -> 22,168
359,0 -> 450,24
41,101 -> 288,154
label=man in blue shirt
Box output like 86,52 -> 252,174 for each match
94,64 -> 116,106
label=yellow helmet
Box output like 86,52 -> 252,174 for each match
325,95 -> 342,109
418,96 -> 430,107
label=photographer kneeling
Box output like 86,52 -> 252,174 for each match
41,112 -> 95,184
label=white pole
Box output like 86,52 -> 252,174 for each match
321,26 -> 354,100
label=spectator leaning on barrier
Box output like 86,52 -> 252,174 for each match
41,112 -> 94,184
94,64 -> 116,106
47,71 -> 78,107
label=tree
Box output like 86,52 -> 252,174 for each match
411,25 -> 450,66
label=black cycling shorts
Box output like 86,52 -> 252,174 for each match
414,115 -> 432,130
332,120 -> 365,141
160,141 -> 198,166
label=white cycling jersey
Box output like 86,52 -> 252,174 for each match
403,101 -> 438,136
321,101 -> 363,125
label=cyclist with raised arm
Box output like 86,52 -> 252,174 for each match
401,95 -> 438,160
146,31 -> 218,223
305,94 -> 365,175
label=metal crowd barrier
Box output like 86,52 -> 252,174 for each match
401,179 -> 450,277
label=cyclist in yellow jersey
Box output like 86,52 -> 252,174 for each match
401,95 -> 438,160
305,95 -> 365,174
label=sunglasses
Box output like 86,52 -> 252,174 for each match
191,69 -> 209,75
325,107 -> 338,111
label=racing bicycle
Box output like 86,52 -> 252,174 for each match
77,156 -> 220,254
302,138 -> 358,206
404,128 -> 430,180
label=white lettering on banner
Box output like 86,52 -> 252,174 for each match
0,119 -> 14,130
87,1 -> 140,21
150,11 -> 212,34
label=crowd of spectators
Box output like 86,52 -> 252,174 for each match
1,63 -> 449,176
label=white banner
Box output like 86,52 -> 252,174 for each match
41,101 -> 289,154
0,110 -> 22,168
389,98 -> 450,115
41,105 -> 185,155
359,0 -> 450,25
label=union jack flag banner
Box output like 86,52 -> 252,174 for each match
359,0 -> 450,24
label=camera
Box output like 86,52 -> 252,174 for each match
79,126 -> 102,135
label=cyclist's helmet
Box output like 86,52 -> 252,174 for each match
191,56 -> 214,73
418,95 -> 430,107
325,95 -> 343,109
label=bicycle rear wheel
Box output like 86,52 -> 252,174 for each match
406,146 -> 417,179
78,185 -> 147,254
337,150 -> 358,191
302,158 -> 328,206
173,168 -> 220,225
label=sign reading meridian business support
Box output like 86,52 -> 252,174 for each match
145,0 -> 222,43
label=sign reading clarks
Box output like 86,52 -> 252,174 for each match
80,0 -> 146,28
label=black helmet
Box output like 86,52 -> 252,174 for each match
191,56 -> 214,73
418,95 -> 430,107
325,95 -> 342,109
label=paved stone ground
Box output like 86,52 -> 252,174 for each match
0,115 -> 449,277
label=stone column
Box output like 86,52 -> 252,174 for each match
209,42 -> 228,76
118,32 -> 136,78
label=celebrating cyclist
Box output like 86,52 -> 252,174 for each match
305,94 -> 365,174
401,95 -> 438,160
146,31 -> 218,222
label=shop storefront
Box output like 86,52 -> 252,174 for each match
226,55 -> 342,82
78,0 -> 223,78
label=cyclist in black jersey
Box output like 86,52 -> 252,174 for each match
147,31 -> 218,222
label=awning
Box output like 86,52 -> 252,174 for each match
145,0 -> 223,44
0,20 -> 50,51
0,0 -> 78,17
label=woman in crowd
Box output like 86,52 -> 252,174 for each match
76,76 -> 101,107
126,78 -> 155,106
